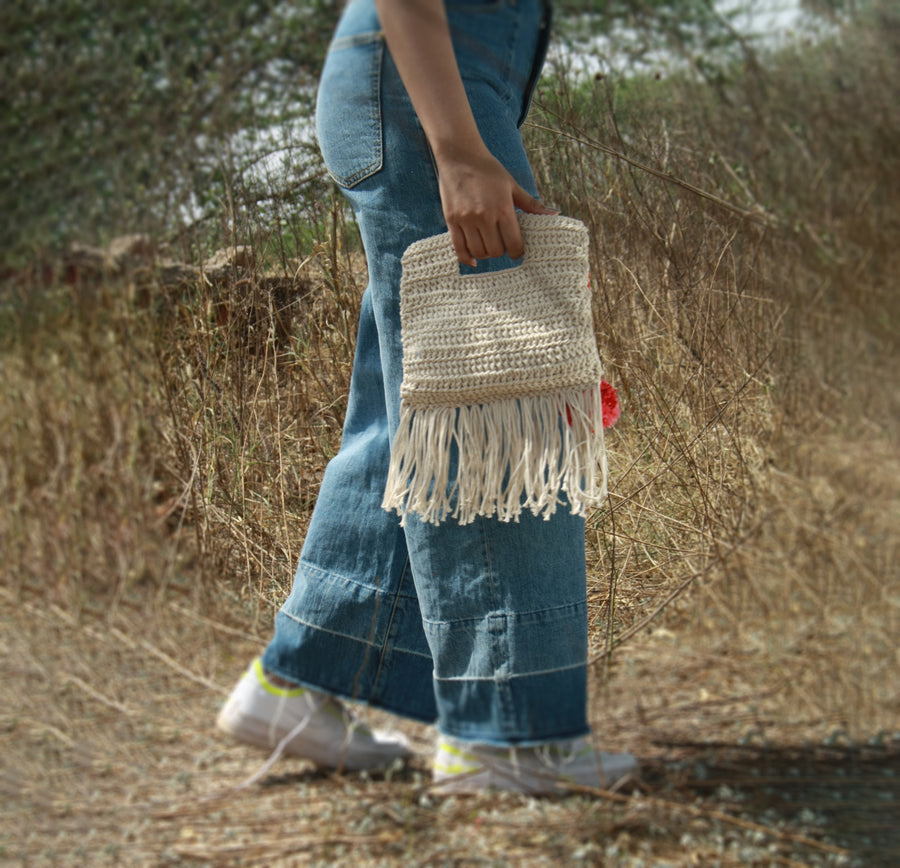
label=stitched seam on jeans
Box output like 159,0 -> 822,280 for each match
477,518 -> 506,683
278,609 -> 433,659
421,600 -> 588,628
296,560 -> 420,600
433,660 -> 587,681
370,559 -> 423,692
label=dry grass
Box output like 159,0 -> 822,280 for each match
2,6 -> 899,866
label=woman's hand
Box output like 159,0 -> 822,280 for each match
433,141 -> 557,266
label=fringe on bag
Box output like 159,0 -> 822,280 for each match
382,386 -> 608,526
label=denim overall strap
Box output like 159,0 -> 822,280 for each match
263,0 -> 591,746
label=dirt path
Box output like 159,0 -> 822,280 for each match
3,580 -> 897,867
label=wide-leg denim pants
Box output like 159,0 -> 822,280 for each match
262,0 -> 591,746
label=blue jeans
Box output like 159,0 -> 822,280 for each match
262,0 -> 591,746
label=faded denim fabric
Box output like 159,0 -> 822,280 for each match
262,0 -> 592,746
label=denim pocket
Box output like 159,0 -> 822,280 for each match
316,32 -> 384,189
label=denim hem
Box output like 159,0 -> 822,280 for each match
436,724 -> 593,750
261,653 -> 439,726
431,665 -> 589,744
263,613 -> 438,724
263,553 -> 438,723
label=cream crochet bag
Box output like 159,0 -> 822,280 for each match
382,212 -> 608,526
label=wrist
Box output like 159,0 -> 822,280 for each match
430,132 -> 491,166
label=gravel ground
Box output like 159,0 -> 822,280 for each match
3,584 -> 897,867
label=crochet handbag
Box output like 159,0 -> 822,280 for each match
382,212 -> 608,526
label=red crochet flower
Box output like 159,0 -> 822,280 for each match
601,380 -> 620,428
563,381 -> 620,429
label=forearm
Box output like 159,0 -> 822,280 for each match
374,0 -> 486,160
374,0 -> 552,263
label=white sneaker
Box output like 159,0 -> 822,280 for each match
216,659 -> 413,771
432,735 -> 637,794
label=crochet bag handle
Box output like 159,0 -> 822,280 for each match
401,213 -> 591,292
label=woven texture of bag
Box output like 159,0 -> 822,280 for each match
382,212 -> 608,526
